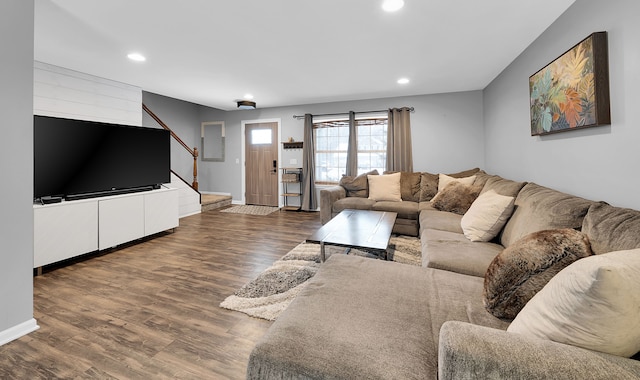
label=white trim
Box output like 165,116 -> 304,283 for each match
179,210 -> 201,218
200,191 -> 232,196
240,118 -> 282,206
0,318 -> 39,346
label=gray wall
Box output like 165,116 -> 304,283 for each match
142,92 -> 221,186
484,0 -> 640,209
0,0 -> 35,337
199,91 -> 485,202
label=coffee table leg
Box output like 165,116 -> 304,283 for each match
320,241 -> 326,262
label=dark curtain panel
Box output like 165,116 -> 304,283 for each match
301,113 -> 317,211
386,107 -> 413,172
345,111 -> 357,176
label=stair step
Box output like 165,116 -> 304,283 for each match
201,194 -> 232,212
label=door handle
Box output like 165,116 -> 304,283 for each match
272,159 -> 277,173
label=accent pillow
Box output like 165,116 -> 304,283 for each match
339,169 -> 378,198
431,182 -> 482,215
418,172 -> 439,202
436,173 -> 477,195
384,171 -> 421,202
484,229 -> 593,319
367,172 -> 402,202
508,248 -> 640,357
461,190 -> 515,242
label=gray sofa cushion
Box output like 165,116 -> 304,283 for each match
419,209 -> 463,234
500,183 -> 595,248
372,200 -> 419,220
421,229 -> 502,277
419,172 -> 440,202
332,197 -> 376,213
481,176 -> 527,197
384,171 -> 422,202
247,255 -> 507,380
582,202 -> 640,255
439,321 -> 640,380
339,169 -> 378,197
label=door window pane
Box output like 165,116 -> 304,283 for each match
251,129 -> 272,144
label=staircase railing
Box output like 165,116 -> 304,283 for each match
142,103 -> 199,191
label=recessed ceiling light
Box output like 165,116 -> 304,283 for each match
127,53 -> 146,62
382,0 -> 404,12
243,94 -> 254,100
397,78 -> 410,84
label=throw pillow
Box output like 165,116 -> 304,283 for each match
431,182 -> 482,215
368,172 -> 402,202
484,229 -> 593,319
436,173 -> 477,195
384,171 -> 422,202
507,248 -> 640,357
339,170 -> 378,197
461,190 -> 515,242
419,172 -> 439,202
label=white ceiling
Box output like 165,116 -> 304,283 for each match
34,0 -> 575,111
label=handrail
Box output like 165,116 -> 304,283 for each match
142,103 -> 199,190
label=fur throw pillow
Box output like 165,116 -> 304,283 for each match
431,182 -> 482,215
484,228 -> 593,319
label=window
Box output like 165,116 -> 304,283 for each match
314,117 -> 387,184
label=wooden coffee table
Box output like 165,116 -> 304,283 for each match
306,209 -> 397,262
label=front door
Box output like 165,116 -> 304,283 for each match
245,122 -> 279,206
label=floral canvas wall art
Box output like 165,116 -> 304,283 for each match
529,32 -> 610,136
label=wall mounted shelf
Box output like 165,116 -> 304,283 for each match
282,141 -> 303,150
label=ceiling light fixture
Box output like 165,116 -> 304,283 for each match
382,0 -> 404,12
127,52 -> 146,62
397,78 -> 410,84
237,100 -> 256,110
243,94 -> 254,100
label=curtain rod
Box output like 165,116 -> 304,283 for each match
292,107 -> 414,120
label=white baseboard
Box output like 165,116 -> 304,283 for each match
0,318 -> 39,346
232,200 -> 244,205
200,191 -> 232,196
180,210 -> 201,218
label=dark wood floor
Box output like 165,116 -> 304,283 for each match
0,208 -> 322,379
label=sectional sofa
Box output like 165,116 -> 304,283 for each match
247,169 -> 640,379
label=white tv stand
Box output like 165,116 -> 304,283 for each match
33,186 -> 178,272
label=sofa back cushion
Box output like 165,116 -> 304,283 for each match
384,171 -> 422,202
419,172 -> 439,202
481,176 -> 526,198
500,183 -> 595,248
582,202 -> 640,255
339,169 -> 378,197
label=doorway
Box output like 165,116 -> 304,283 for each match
244,121 -> 279,206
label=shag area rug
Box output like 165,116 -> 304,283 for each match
220,205 -> 279,216
220,235 -> 421,321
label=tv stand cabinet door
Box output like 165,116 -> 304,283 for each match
144,188 -> 178,236
34,201 -> 99,268
98,195 -> 144,250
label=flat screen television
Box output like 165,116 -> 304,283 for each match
34,115 -> 171,202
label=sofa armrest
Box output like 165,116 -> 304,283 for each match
320,186 -> 346,224
438,321 -> 640,380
